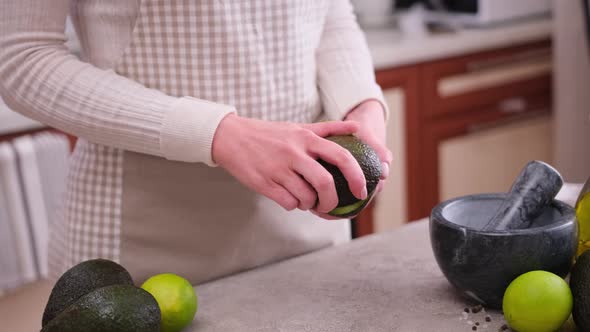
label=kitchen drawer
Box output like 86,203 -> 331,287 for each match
421,40 -> 552,119
439,114 -> 553,202
0,128 -> 77,150
426,92 -> 551,144
412,90 -> 550,221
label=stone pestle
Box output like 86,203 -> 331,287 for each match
482,160 -> 563,231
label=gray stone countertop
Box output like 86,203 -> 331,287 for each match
191,220 -> 507,332
366,17 -> 552,70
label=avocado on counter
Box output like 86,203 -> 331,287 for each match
318,135 -> 382,218
570,250 -> 590,330
42,259 -> 134,326
41,284 -> 161,332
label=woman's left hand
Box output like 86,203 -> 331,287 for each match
312,99 -> 392,220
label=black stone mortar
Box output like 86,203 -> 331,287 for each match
430,193 -> 577,309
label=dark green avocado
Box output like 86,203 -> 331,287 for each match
42,259 -> 133,327
571,250 -> 590,331
41,284 -> 160,332
318,135 -> 381,218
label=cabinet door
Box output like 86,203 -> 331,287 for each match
439,115 -> 553,201
404,41 -> 552,221
373,88 -> 408,232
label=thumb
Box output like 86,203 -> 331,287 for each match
302,120 -> 359,138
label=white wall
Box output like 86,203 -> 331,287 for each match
553,0 -> 590,182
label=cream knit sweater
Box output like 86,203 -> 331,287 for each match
0,0 -> 386,284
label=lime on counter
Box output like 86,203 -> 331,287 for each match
502,271 -> 572,332
141,273 -> 198,332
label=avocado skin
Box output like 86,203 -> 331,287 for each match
571,251 -> 590,331
328,194 -> 373,218
318,135 -> 381,215
41,284 -> 161,332
42,259 -> 133,326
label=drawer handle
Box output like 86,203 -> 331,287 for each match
466,48 -> 551,72
437,58 -> 552,98
467,109 -> 550,133
499,97 -> 527,114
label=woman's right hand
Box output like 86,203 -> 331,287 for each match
211,114 -> 367,215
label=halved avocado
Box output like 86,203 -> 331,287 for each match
319,135 -> 381,218
42,259 -> 133,327
328,194 -> 374,218
41,285 -> 160,332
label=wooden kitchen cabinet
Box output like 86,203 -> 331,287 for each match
439,115 -> 553,201
354,66 -> 419,236
354,39 -> 552,237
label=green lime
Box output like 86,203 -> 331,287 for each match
141,273 -> 198,332
503,271 -> 572,332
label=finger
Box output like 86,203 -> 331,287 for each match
302,120 -> 359,138
376,180 -> 385,193
310,209 -> 346,220
380,162 -> 390,180
276,171 -> 317,211
308,139 -> 366,201
356,133 -> 392,179
292,156 -> 339,213
357,131 -> 391,163
261,181 -> 299,211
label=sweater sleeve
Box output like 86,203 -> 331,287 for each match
0,0 -> 235,166
316,0 -> 388,121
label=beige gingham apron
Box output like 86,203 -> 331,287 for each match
49,0 -> 351,284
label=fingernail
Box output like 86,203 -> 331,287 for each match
381,162 -> 390,179
361,187 -> 368,200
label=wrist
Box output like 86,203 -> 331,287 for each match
211,113 -> 240,165
345,99 -> 385,122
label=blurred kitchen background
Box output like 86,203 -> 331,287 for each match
0,0 -> 589,296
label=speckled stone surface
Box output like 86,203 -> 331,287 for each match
1,183 -> 584,332
431,194 -> 576,309
483,161 -> 563,231
191,221 -> 507,332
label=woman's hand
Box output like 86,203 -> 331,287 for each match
212,114 -> 368,214
312,99 -> 392,220
344,99 -> 392,183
